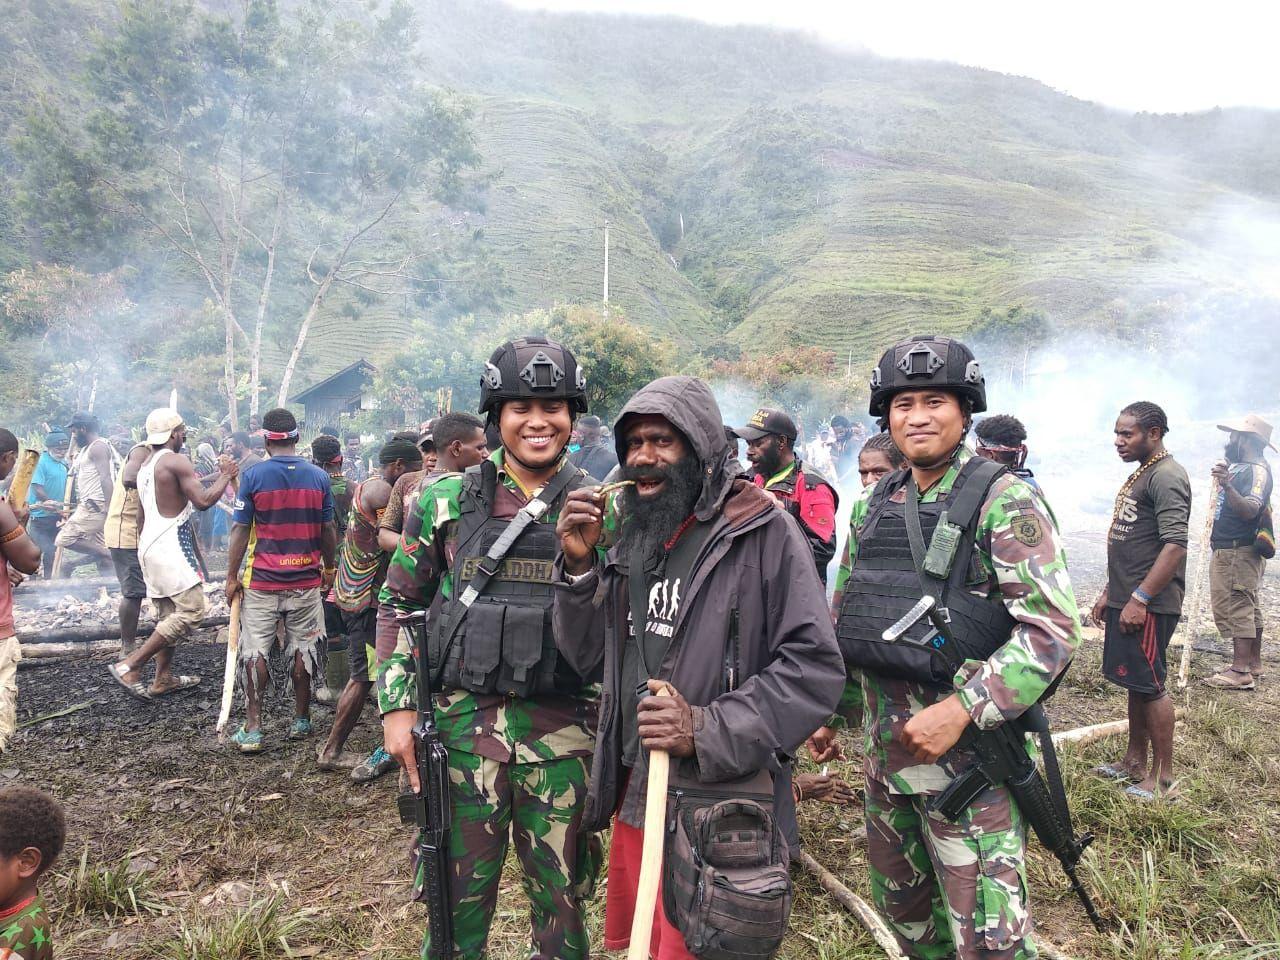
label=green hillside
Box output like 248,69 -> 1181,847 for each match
401,0 -> 1280,370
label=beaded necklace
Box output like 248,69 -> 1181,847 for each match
1109,449 -> 1169,533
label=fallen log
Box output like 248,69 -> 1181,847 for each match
797,849 -> 905,960
17,570 -> 228,597
1051,712 -> 1184,748
17,615 -> 230,649
18,639 -> 122,662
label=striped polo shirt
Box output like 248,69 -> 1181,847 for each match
232,456 -> 334,590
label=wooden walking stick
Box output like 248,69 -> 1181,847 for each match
1177,475 -> 1219,690
49,438 -> 79,579
215,593 -> 243,737
628,683 -> 672,960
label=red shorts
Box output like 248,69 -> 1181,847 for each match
603,817 -> 696,960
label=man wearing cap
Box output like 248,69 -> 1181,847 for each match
1204,414 -> 1275,690
54,412 -> 114,575
107,410 -> 237,699
25,431 -> 70,579
568,415 -> 618,481
737,407 -> 840,582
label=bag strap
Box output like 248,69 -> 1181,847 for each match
429,461 -> 578,685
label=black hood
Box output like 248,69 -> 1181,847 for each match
613,376 -> 736,522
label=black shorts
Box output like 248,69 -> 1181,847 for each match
337,606 -> 377,683
109,548 -> 147,600
1102,607 -> 1179,697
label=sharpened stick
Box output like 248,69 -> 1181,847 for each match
797,850 -> 905,960
627,683 -> 671,960
215,594 -> 242,737
1177,476 -> 1219,690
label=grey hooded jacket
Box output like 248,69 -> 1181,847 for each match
553,375 -> 845,831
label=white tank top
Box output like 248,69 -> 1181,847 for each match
74,438 -> 109,504
137,449 -> 202,598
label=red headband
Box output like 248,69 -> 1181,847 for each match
263,428 -> 299,441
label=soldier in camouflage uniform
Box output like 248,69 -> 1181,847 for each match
379,337 -> 602,960
833,336 -> 1080,960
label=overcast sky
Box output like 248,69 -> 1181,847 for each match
506,0 -> 1279,114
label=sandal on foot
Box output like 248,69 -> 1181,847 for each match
150,675 -> 201,697
108,662 -> 152,701
231,726 -> 264,753
289,717 -> 313,740
1202,669 -> 1256,690
1092,763 -> 1136,782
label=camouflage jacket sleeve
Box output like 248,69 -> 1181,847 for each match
376,475 -> 465,714
955,476 -> 1081,730
830,485 -> 874,614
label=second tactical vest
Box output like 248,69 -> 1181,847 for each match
836,457 -> 1016,687
432,459 -> 592,698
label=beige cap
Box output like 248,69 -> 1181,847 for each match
145,408 -> 185,446
1217,413 -> 1276,451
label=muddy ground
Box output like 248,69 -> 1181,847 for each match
4,554 -> 1280,958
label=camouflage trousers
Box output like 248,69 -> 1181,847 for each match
864,775 -> 1037,960
419,752 -> 593,960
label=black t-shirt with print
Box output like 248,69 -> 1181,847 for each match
620,521 -> 708,767
1210,458 -> 1273,548
1107,455 -> 1191,615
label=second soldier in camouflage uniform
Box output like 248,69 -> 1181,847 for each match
379,337 -> 602,960
834,336 -> 1080,960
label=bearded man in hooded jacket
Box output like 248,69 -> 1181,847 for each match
555,375 -> 845,959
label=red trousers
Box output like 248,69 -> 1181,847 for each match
603,818 -> 696,960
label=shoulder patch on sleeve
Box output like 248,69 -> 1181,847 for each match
1011,514 -> 1044,546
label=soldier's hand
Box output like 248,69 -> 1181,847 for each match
638,679 -> 695,757
383,709 -> 420,793
1118,597 -> 1148,633
795,772 -> 856,805
901,694 -> 971,763
557,488 -> 604,575
806,726 -> 844,763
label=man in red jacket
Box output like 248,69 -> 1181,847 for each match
736,407 -> 840,582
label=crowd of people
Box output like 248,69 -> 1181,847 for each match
0,331 -> 1273,960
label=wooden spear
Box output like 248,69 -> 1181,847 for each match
215,594 -> 243,738
628,683 -> 672,960
1177,476 -> 1219,690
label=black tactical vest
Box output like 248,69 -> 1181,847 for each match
836,458 -> 1016,687
432,460 -> 592,698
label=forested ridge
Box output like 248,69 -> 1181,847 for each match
2,0 -> 1277,429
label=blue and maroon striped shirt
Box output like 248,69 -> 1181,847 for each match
233,456 -> 334,590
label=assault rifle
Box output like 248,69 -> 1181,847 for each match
396,609 -> 454,959
883,596 -> 1106,931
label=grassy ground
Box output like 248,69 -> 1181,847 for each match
5,616 -> 1278,959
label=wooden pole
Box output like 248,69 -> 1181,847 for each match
627,684 -> 671,960
215,594 -> 243,738
49,438 -> 79,579
796,850 -> 905,960
1177,476 -> 1219,690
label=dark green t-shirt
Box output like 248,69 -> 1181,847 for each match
1107,455 -> 1191,615
0,893 -> 53,960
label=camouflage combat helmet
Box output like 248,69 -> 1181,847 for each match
868,335 -> 987,417
478,336 -> 588,416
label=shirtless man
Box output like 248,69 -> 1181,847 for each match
107,410 -> 236,699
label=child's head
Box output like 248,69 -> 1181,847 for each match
0,787 -> 66,906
